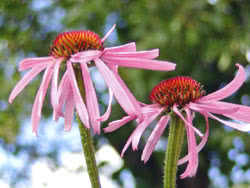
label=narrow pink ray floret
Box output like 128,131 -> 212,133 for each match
9,25 -> 176,135
104,64 -> 250,178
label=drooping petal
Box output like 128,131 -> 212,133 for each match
64,91 -> 75,131
141,115 -> 170,163
173,104 -> 204,137
81,63 -> 101,134
208,101 -> 250,123
178,115 -> 209,165
198,64 -> 245,102
109,63 -> 143,120
121,109 -> 162,157
70,50 -> 102,63
121,134 -> 133,157
101,24 -> 116,42
51,59 -> 62,108
19,56 -> 55,71
206,112 -> 250,132
180,108 -> 198,179
67,61 -> 90,128
95,58 -> 142,119
189,102 -> 239,115
31,63 -> 54,135
53,70 -> 71,121
101,56 -> 176,71
98,88 -> 113,122
104,42 -> 136,53
104,115 -> 136,132
103,49 -> 159,60
131,108 -> 164,150
9,63 -> 51,104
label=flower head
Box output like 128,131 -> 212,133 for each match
49,30 -> 104,58
105,64 -> 250,179
150,76 -> 206,109
9,25 -> 176,135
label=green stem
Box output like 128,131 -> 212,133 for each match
164,115 -> 185,188
74,68 -> 101,188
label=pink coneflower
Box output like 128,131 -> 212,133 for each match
104,64 -> 250,178
9,25 -> 176,135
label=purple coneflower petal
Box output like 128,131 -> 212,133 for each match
101,24 -> 116,43
31,63 -> 54,135
173,104 -> 204,137
53,71 -> 70,121
208,101 -> 250,123
131,108 -> 164,151
141,115 -> 170,163
104,42 -> 136,53
104,49 -> 159,59
70,50 -> 102,63
101,56 -> 176,71
95,58 -> 142,119
206,112 -> 250,132
67,62 -> 90,128
104,116 -> 136,132
121,110 -> 160,157
51,59 -> 62,108
64,91 -> 74,131
121,108 -> 163,156
19,57 -> 55,71
9,63 -> 51,104
178,115 -> 209,165
198,64 -> 245,102
189,102 -> 239,115
98,88 -> 113,122
180,108 -> 198,179
121,135 -> 133,157
81,63 -> 101,134
141,104 -> 164,114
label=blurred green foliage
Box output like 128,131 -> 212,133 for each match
1,0 -> 250,187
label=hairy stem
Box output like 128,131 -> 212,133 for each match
164,115 -> 185,188
74,68 -> 101,188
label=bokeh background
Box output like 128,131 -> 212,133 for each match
1,0 -> 250,187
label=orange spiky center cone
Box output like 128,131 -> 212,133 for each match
150,76 -> 205,109
50,30 -> 104,58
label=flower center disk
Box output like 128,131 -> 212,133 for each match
150,76 -> 205,108
50,30 -> 104,58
